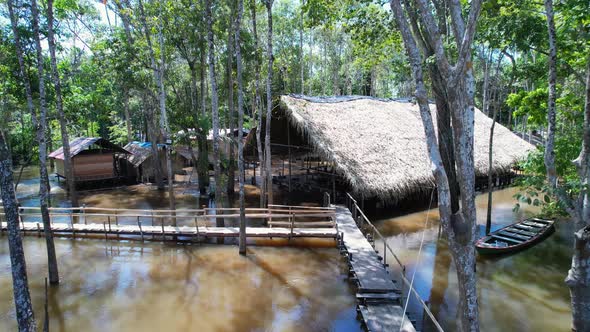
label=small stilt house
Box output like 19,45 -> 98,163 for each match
124,142 -> 165,183
48,137 -> 132,183
275,95 -> 535,204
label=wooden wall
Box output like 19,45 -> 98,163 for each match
72,154 -> 114,180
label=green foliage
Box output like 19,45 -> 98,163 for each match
507,88 -> 548,128
107,111 -> 128,146
515,118 -> 584,217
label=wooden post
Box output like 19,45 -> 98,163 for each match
289,207 -> 294,240
108,216 -> 111,231
37,223 -> 41,237
287,124 -> 291,192
361,194 -> 365,212
20,214 -> 25,235
70,211 -> 75,238
194,217 -> 199,242
151,211 -> 155,240
138,220 -> 144,242
332,166 -> 336,202
161,217 -> 165,240
83,204 -> 87,225
103,222 -> 107,241
383,240 -> 387,267
115,211 -> 119,240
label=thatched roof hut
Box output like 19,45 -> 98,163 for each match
279,95 -> 534,202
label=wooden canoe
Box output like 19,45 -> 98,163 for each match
476,218 -> 555,255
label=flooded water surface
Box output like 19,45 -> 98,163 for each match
1,168 -> 575,331
1,168 -> 360,331
0,240 -> 359,332
375,187 -> 573,331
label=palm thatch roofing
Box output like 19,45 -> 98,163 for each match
49,137 -> 129,160
280,95 -> 534,201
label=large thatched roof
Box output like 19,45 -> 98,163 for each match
280,95 -> 534,201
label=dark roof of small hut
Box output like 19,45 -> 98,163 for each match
123,142 -> 158,167
49,137 -> 129,160
176,147 -> 197,161
280,95 -> 534,202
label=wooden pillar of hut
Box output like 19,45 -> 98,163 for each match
287,124 -> 292,192
332,166 -> 336,203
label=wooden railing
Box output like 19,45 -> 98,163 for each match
345,193 -> 444,332
0,205 -> 336,240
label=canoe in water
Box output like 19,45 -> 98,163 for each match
476,218 -> 555,255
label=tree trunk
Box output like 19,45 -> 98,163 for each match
235,0 -> 247,255
0,131 -> 37,332
486,87 -> 497,235
206,0 -> 223,221
390,0 -> 483,330
226,16 -> 236,197
47,0 -> 78,210
250,0 -> 265,207
481,50 -> 491,115
138,0 -> 164,189
544,0 -> 559,190
486,55 -> 504,234
32,0 -> 60,285
566,226 -> 590,332
264,0 -> 274,206
567,61 -> 590,332
158,19 -> 176,214
299,0 -> 305,94
431,70 -> 460,213
124,86 -> 132,142
198,42 -> 210,194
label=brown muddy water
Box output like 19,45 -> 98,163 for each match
1,167 -> 575,331
1,167 -> 360,331
374,187 -> 573,331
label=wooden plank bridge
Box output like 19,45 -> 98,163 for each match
340,193 -> 445,332
335,205 -> 416,332
0,205 -> 338,241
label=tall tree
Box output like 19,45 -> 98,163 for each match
46,0 -> 78,209
138,0 -> 166,191
206,0 -> 223,217
226,8 -> 236,196
235,0 -> 247,255
543,0 -> 590,329
299,0 -> 305,94
263,0 -> 274,206
485,53 -> 504,235
390,0 -> 484,330
0,131 -> 37,332
156,0 -> 176,213
31,0 -> 60,285
250,0 -> 265,207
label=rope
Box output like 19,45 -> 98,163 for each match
399,188 -> 436,331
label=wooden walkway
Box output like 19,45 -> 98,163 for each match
0,205 -> 338,242
335,205 -> 416,332
0,222 -> 337,240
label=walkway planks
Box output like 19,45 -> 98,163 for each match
335,205 -> 415,332
0,221 -> 337,240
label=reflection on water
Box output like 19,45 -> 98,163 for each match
1,167 -> 360,331
0,240 -> 360,332
375,187 -> 572,331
